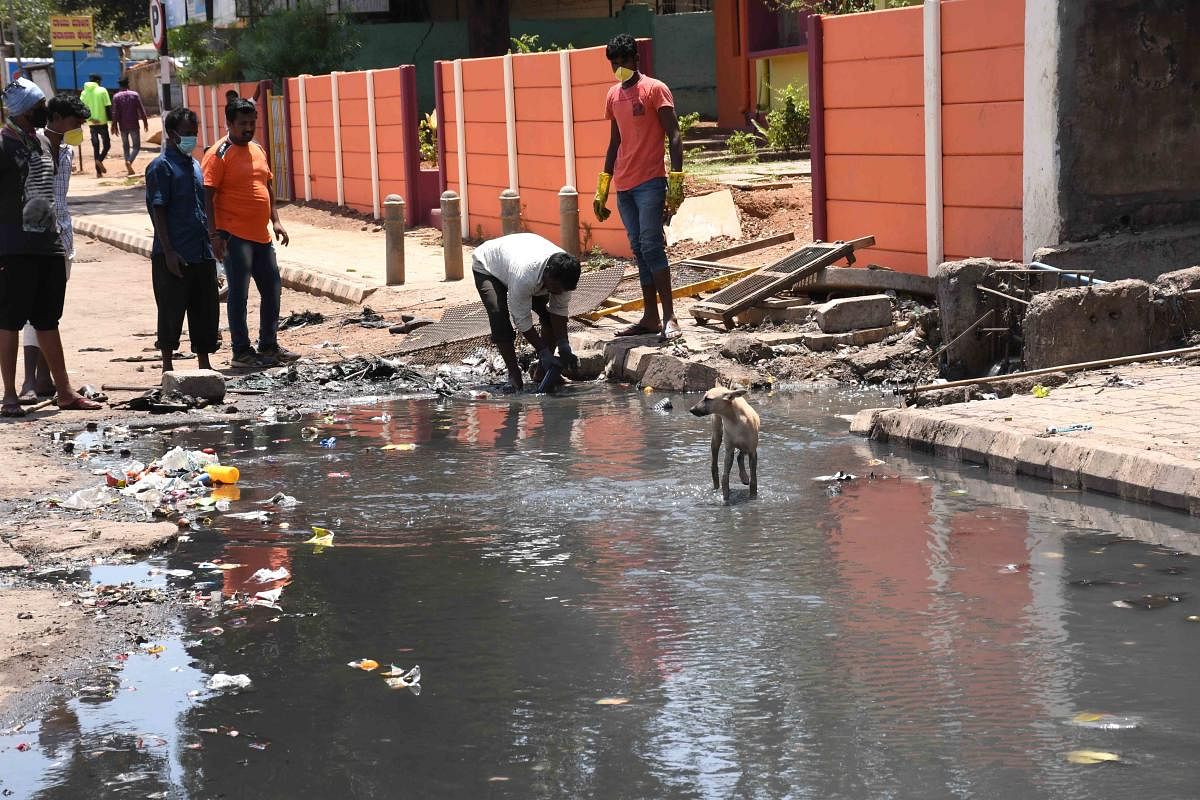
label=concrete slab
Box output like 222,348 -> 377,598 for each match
855,361 -> 1200,514
816,294 -> 893,333
665,189 -> 743,246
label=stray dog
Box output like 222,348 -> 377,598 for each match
690,386 -> 760,504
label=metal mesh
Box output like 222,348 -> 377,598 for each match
773,246 -> 834,274
701,274 -> 778,307
392,265 -> 624,357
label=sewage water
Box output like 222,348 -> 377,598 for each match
4,388 -> 1200,799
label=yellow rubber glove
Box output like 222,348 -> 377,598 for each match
666,171 -> 685,216
593,172 -> 612,222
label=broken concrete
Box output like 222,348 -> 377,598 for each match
1023,279 -> 1155,369
639,355 -> 722,392
799,265 -> 936,298
565,349 -> 605,381
936,258 -> 1017,378
161,369 -> 226,402
815,294 -> 893,334
1034,224 -> 1200,283
734,302 -> 818,327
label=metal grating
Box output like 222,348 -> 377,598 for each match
702,274 -> 777,307
774,246 -> 833,274
392,265 -> 624,357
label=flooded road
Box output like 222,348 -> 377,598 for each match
4,387 -> 1200,799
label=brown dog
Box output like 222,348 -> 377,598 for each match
690,386 -> 760,504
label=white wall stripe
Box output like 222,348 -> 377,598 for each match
196,87 -> 207,150
559,50 -> 577,190
453,59 -> 469,239
1022,0 -> 1061,261
298,76 -> 312,202
922,0 -> 944,276
331,72 -> 345,207
503,53 -> 519,192
210,87 -> 219,143
366,69 -> 381,219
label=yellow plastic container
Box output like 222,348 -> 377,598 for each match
205,464 -> 240,484
212,484 -> 241,502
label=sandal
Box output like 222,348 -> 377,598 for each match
55,396 -> 103,411
17,389 -> 39,405
614,323 -> 660,338
659,320 -> 683,342
1,403 -> 27,418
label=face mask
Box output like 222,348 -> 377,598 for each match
614,66 -> 635,83
61,127 -> 84,147
177,135 -> 198,154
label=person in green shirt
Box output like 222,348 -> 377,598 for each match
80,74 -> 112,177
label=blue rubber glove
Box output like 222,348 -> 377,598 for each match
537,348 -> 562,372
535,364 -> 562,394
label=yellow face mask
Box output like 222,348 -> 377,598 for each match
63,128 -> 84,147
613,66 -> 635,83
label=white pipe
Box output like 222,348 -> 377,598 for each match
923,0 -> 943,276
559,49 -> 576,189
298,75 -> 312,202
503,53 -> 518,192
453,59 -> 469,240
366,69 -> 381,219
1022,0 -> 1062,261
196,86 -> 207,150
331,72 -> 345,207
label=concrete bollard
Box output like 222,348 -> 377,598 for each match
558,185 -> 580,257
499,189 -> 521,236
384,194 -> 405,286
441,191 -> 464,281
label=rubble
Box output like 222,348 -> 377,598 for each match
1023,279 -> 1155,370
815,294 -> 894,334
161,369 -> 227,403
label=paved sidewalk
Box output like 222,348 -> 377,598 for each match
852,361 -> 1200,514
68,181 -> 476,308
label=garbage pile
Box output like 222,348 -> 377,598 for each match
111,388 -> 222,414
231,355 -> 454,397
51,446 -> 242,527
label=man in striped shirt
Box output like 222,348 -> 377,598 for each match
0,79 -> 99,415
19,94 -> 88,403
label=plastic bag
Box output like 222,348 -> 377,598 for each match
59,485 -> 118,510
208,673 -> 252,691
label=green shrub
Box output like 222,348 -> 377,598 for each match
753,83 -> 810,151
418,111 -> 437,166
726,130 -> 758,161
677,112 -> 701,138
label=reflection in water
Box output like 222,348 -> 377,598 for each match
4,388 -> 1200,799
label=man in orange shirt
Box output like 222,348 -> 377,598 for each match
593,33 -> 685,342
202,98 -> 296,368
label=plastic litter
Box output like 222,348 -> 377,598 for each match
225,511 -> 272,522
204,464 -> 240,484
263,492 -> 300,507
1068,712 -> 1142,731
813,472 -> 856,482
1031,384 -> 1051,398
348,659 -> 380,671
1044,423 -> 1093,435
381,443 -> 416,451
1065,749 -> 1120,765
58,485 -> 118,510
383,665 -> 421,694
158,447 -> 218,474
319,437 -> 337,448
653,398 -> 673,413
306,526 -> 334,547
208,673 -> 252,691
250,567 -> 290,583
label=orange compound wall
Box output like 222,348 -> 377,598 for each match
438,43 -> 639,258
815,0 -> 1024,275
286,67 -> 420,224
182,82 -> 267,154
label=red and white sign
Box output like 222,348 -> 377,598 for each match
150,0 -> 167,54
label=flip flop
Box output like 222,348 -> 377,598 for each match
614,323 -> 660,338
55,396 -> 103,411
1,404 -> 27,418
17,389 -> 39,405
659,320 -> 683,342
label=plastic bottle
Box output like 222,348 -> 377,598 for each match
204,464 -> 240,484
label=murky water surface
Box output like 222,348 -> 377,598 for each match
4,388 -> 1200,799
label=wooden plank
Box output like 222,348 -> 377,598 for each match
582,265 -> 764,320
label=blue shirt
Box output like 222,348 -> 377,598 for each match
145,144 -> 212,264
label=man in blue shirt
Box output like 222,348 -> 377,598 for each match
145,107 -> 218,373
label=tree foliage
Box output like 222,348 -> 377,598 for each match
169,21 -> 241,84
8,0 -> 151,57
236,0 -> 361,81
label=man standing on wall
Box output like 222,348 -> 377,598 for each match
593,33 -> 685,342
202,98 -> 297,368
80,74 -> 112,178
111,78 -> 148,176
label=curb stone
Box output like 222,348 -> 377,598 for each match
74,218 -> 377,305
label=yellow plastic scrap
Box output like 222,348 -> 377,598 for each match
305,527 -> 334,548
380,443 -> 416,452
1065,749 -> 1121,765
1032,384 -> 1050,398
348,659 -> 379,671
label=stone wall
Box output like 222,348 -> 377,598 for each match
1057,1 -> 1200,240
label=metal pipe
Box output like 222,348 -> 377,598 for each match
908,346 -> 1200,395
977,285 -> 1030,306
1028,261 -> 1108,286
806,13 -> 827,242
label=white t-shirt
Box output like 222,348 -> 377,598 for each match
472,232 -> 571,332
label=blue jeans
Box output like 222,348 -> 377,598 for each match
120,128 -> 141,163
616,176 -> 669,286
222,233 -> 281,354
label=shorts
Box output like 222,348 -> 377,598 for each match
0,253 -> 68,332
473,267 -> 551,345
23,258 -> 72,346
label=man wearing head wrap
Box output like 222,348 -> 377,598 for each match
0,78 -> 101,415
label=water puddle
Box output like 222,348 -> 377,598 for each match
4,387 -> 1200,798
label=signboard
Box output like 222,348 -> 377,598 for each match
150,0 -> 167,53
49,15 -> 95,51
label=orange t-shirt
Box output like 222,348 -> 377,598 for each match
201,137 -> 274,244
605,76 -> 674,192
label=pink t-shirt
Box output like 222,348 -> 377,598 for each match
605,76 -> 674,192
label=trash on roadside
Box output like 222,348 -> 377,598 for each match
319,437 -> 337,448
813,472 -> 856,482
140,643 -> 166,655
208,673 -> 252,691
1104,374 -> 1144,388
1043,423 -> 1093,436
1068,712 -> 1142,731
57,485 -> 118,510
279,310 -> 325,330
204,464 -> 240,484
348,659 -> 380,671
381,443 -> 416,451
250,567 -> 290,583
1032,384 -> 1051,398
1113,593 -> 1185,609
1065,749 -> 1121,765
225,511 -> 272,522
